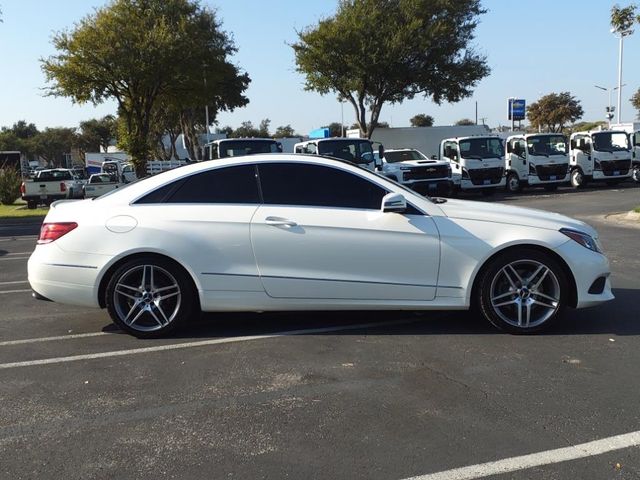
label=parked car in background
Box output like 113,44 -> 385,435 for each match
380,148 -> 452,195
83,173 -> 124,198
29,154 -> 613,338
20,168 -> 84,208
568,130 -> 633,188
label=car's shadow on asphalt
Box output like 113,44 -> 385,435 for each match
101,288 -> 639,339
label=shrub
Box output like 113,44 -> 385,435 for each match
0,168 -> 22,205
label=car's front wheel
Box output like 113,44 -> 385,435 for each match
632,164 -> 640,183
476,248 -> 568,334
105,256 -> 197,338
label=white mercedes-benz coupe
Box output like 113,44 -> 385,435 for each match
28,155 -> 614,338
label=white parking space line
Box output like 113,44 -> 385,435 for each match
0,289 -> 31,295
0,256 -> 30,261
3,252 -> 32,256
0,317 -> 419,370
0,280 -> 29,286
402,431 -> 640,480
0,331 -> 110,346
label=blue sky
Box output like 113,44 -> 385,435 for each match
0,0 -> 639,134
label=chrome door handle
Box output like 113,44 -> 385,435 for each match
265,216 -> 297,227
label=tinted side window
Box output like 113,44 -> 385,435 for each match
258,163 -> 386,210
137,165 -> 259,204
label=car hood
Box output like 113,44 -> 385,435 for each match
388,160 -> 448,167
437,198 -> 597,236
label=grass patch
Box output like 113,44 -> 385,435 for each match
0,203 -> 48,221
634,206 -> 640,214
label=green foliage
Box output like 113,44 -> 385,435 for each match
410,114 -> 434,127
77,115 -> 117,154
293,0 -> 489,138
227,119 -> 271,138
527,92 -> 584,133
455,118 -> 476,126
42,0 -> 249,175
0,168 -> 21,205
274,125 -> 297,137
31,127 -> 77,166
610,4 -> 640,34
631,88 -> 640,118
568,121 -> 608,134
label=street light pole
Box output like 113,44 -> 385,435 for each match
617,33 -> 624,124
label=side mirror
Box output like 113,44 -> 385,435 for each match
381,192 -> 406,213
430,154 -> 437,160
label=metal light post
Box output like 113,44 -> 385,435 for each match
612,27 -> 633,124
594,84 -> 625,127
203,63 -> 211,148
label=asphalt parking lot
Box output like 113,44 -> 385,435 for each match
1,183 -> 639,480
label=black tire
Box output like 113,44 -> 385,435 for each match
543,184 -> 558,192
632,165 -> 640,183
506,172 -> 522,193
475,248 -> 568,334
27,200 -> 37,210
481,188 -> 496,197
105,256 -> 197,338
570,169 -> 587,188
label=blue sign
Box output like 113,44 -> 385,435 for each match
309,127 -> 330,139
508,99 -> 526,121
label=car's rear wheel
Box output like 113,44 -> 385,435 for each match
105,257 -> 196,338
476,248 -> 568,334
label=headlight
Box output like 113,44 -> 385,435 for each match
529,163 -> 537,174
461,167 -> 470,179
594,159 -> 602,171
560,228 -> 603,253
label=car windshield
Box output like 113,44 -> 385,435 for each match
592,132 -> 630,152
217,140 -> 279,158
317,140 -> 374,165
527,135 -> 568,156
459,138 -> 504,159
384,150 -> 427,163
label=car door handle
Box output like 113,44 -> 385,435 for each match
265,216 -> 298,227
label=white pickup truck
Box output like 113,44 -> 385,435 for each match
82,173 -> 123,198
380,148 -> 452,195
20,169 -> 85,209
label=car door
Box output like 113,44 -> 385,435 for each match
250,162 -> 440,301
133,164 -> 263,293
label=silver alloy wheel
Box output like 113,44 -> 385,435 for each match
489,259 -> 561,328
633,165 -> 640,183
112,264 -> 182,332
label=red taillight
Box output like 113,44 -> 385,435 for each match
60,182 -> 67,192
38,222 -> 78,244
20,182 -> 26,195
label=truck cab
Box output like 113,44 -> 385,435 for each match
380,148 -> 452,195
609,123 -> 640,183
203,138 -> 282,160
102,161 -> 137,184
294,137 -> 382,171
568,130 -> 633,188
439,136 -> 505,194
505,133 -> 569,192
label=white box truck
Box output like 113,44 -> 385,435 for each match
438,135 -> 506,195
504,133 -> 570,192
610,122 -> 640,183
568,129 -> 633,187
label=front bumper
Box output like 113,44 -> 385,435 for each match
555,240 -> 614,308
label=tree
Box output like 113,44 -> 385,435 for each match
31,127 -> 77,167
274,125 -> 297,137
322,122 -> 345,137
77,115 -> 117,154
610,4 -> 640,34
455,118 -> 475,126
232,121 -> 260,138
632,88 -> 640,118
293,0 -> 489,138
410,114 -> 434,127
42,0 -> 250,176
527,92 -> 584,133
258,118 -> 271,137
0,121 -> 40,158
